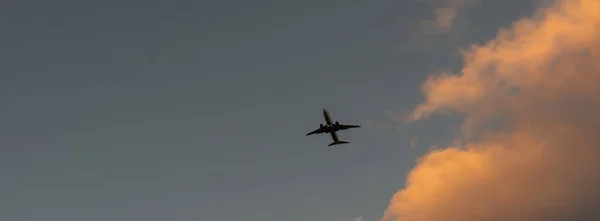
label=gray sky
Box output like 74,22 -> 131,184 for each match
1,1 -> 536,221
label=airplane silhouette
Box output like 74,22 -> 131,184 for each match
306,109 -> 360,146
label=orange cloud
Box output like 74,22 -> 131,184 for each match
382,0 -> 600,220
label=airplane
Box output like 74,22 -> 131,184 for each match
306,109 -> 361,146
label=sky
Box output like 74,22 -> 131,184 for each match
3,0 -> 599,221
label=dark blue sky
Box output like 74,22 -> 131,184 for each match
1,1 -> 535,221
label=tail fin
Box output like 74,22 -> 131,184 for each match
328,141 -> 349,147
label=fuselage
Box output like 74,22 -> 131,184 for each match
323,109 -> 333,125
320,109 -> 340,133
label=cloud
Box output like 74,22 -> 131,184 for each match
416,0 -> 475,34
381,0 -> 600,221
409,137 -> 418,148
405,0 -> 476,52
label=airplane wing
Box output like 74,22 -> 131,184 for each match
306,127 -> 325,136
337,124 -> 361,130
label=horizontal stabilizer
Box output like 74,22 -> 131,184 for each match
328,141 -> 349,147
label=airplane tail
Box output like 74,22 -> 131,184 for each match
328,141 -> 349,147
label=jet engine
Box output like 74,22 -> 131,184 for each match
319,124 -> 324,129
335,121 -> 339,125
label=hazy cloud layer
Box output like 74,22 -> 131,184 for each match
382,0 -> 600,221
